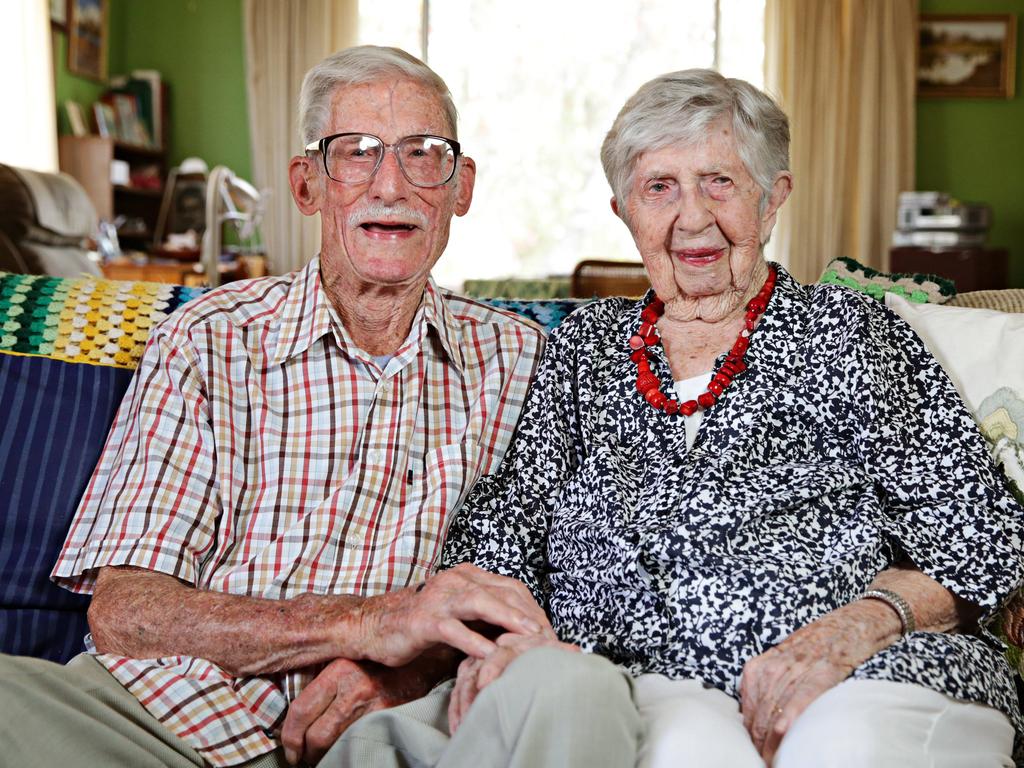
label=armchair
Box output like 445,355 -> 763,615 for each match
0,163 -> 102,278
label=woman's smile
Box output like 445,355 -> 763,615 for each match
673,247 -> 726,266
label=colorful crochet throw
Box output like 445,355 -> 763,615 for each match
819,257 -> 956,304
0,272 -> 205,369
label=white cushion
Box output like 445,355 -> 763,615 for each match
885,293 -> 1024,491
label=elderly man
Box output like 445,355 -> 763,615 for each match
0,46 -> 549,768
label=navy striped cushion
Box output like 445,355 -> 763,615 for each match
0,351 -> 132,662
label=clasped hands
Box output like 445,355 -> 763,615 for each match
279,566 -> 890,766
279,563 -> 566,765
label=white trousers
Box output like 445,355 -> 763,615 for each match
633,674 -> 1015,768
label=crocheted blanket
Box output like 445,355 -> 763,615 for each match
0,272 -> 205,369
0,272 -> 586,370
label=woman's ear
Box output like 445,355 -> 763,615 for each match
760,172 -> 793,243
288,155 -> 322,215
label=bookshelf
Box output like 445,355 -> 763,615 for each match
58,136 -> 168,251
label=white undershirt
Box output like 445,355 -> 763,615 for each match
673,371 -> 714,450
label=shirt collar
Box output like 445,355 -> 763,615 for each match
268,258 -> 465,371
268,258 -> 334,367
418,278 -> 465,372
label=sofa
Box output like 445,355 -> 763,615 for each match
2,262 -> 1024,674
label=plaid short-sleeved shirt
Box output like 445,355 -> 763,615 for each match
51,258 -> 544,766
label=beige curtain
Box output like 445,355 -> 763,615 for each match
243,0 -> 358,274
765,0 -> 917,283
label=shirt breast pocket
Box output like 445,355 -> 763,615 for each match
395,439 -> 481,579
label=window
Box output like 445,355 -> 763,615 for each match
0,1 -> 58,172
360,0 -> 765,289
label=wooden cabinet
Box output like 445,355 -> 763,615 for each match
58,136 -> 168,251
890,247 -> 1009,293
102,255 -> 268,286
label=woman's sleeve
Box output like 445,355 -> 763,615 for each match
441,308 -> 591,606
856,296 -> 1024,620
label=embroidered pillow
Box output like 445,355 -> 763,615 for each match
819,257 -> 955,304
884,293 -> 1024,668
884,292 -> 1024,494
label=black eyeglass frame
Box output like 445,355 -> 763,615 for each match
304,132 -> 463,188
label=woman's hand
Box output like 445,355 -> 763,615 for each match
739,599 -> 900,765
447,630 -> 579,734
740,562 -> 978,764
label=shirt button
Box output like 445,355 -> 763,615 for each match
368,449 -> 384,463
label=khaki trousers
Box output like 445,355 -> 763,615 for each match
0,652 -> 288,768
324,646 -> 642,768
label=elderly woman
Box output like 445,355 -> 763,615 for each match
331,70 -> 1023,768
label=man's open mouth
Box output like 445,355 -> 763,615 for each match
360,222 -> 417,233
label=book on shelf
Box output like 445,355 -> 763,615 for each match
108,71 -> 164,150
105,92 -> 151,147
130,70 -> 164,150
92,102 -> 116,138
64,101 -> 88,136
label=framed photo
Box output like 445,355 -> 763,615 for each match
155,170 -> 209,249
918,14 -> 1017,98
67,0 -> 108,82
50,0 -> 68,31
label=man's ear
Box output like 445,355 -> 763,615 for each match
610,196 -> 620,217
760,171 -> 793,243
288,155 -> 322,215
453,156 -> 476,217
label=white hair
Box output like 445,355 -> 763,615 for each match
298,45 -> 459,146
600,69 -> 789,210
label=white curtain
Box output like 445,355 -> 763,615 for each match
243,0 -> 358,274
765,0 -> 917,283
0,0 -> 57,172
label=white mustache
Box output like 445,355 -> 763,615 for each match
348,203 -> 428,229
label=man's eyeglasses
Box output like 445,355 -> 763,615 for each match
304,133 -> 462,188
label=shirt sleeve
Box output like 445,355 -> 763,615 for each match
51,325 -> 221,593
853,293 -> 1024,618
441,308 -> 591,607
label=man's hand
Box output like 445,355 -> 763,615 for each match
357,563 -> 551,666
739,599 -> 900,765
447,630 -> 578,734
280,651 -> 453,766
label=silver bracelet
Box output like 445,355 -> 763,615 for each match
861,588 -> 917,636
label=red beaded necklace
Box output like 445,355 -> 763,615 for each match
629,266 -> 777,416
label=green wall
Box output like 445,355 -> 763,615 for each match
917,0 -> 1024,286
54,0 -> 251,180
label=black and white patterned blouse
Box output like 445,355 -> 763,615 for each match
442,265 -> 1024,739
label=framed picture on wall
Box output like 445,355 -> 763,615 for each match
67,0 -> 108,82
918,14 -> 1017,99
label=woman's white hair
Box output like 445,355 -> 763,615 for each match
600,69 -> 789,211
298,45 -> 459,145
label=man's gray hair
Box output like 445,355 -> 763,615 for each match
298,45 -> 459,146
600,69 -> 789,209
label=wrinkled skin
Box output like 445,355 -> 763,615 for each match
288,77 -> 476,355
280,651 -> 454,765
739,564 -> 978,765
614,118 -> 791,326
